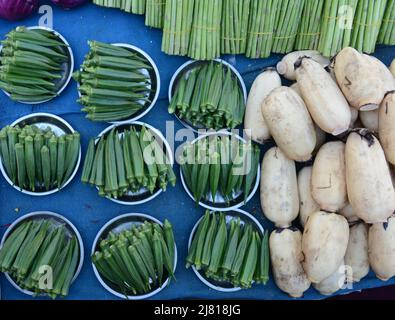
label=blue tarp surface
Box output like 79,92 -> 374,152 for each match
0,1 -> 395,300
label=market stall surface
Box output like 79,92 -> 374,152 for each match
0,1 -> 394,300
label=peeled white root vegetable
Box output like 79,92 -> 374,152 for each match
360,109 -> 379,132
311,142 -> 348,212
390,59 -> 395,77
313,262 -> 346,296
339,203 -> 360,223
369,215 -> 395,281
345,130 -> 395,223
269,228 -> 311,298
379,92 -> 395,165
260,147 -> 299,228
276,50 -> 330,81
302,212 -> 349,284
334,47 -> 395,111
345,223 -> 370,283
262,86 -> 316,162
295,57 -> 351,136
298,166 -> 320,227
244,68 -> 281,144
290,82 -> 302,96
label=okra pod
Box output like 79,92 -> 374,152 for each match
139,126 -> 159,188
209,150 -> 221,203
152,230 -> 164,286
0,129 -> 12,180
0,221 -> 32,272
158,232 -> 175,280
114,133 -> 128,190
24,136 -> 35,191
222,218 -> 241,275
81,139 -> 95,185
56,136 -> 66,188
3,40 -> 67,59
202,214 -> 218,268
14,143 -> 26,189
41,146 -> 51,190
194,211 -> 211,270
231,224 -> 252,277
163,220 -> 175,268
129,127 -> 145,184
186,212 -> 209,268
61,132 -> 80,186
239,231 -> 258,289
7,127 -> 18,184
49,136 -> 58,183
33,134 -> 44,184
260,230 -> 270,285
84,66 -> 146,81
207,214 -> 228,276
126,244 -> 151,291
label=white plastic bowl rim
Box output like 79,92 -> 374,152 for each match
168,59 -> 248,134
91,212 -> 178,300
77,43 -> 161,125
0,26 -> 74,105
0,112 -> 82,196
96,121 -> 174,206
180,131 -> 261,212
0,211 -> 85,297
188,209 -> 265,293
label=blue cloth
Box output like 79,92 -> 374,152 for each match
1,1 -> 395,300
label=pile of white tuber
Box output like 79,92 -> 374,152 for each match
244,48 -> 395,298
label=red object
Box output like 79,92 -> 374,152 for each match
0,0 -> 38,21
51,0 -> 88,8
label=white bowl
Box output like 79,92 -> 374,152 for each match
77,43 -> 160,124
0,211 -> 85,297
91,213 -> 178,300
168,59 -> 247,133
188,209 -> 265,292
0,26 -> 74,104
180,131 -> 260,212
95,121 -> 174,205
0,113 -> 81,196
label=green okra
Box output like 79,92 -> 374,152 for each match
222,218 -> 241,275
24,136 -> 36,191
207,214 -> 228,276
0,129 -> 12,181
129,127 -> 145,184
61,132 -> 80,186
231,224 -> 252,277
7,127 -> 18,184
139,126 -> 159,188
152,231 -> 164,286
194,211 -> 211,270
163,220 -> 175,268
41,146 -> 51,190
56,136 -> 66,188
88,137 -> 102,186
33,134 -> 44,185
14,143 -> 26,189
239,231 -> 259,288
114,133 -> 128,190
0,221 -> 32,272
260,230 -> 270,285
202,213 -> 218,268
2,39 -> 67,59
